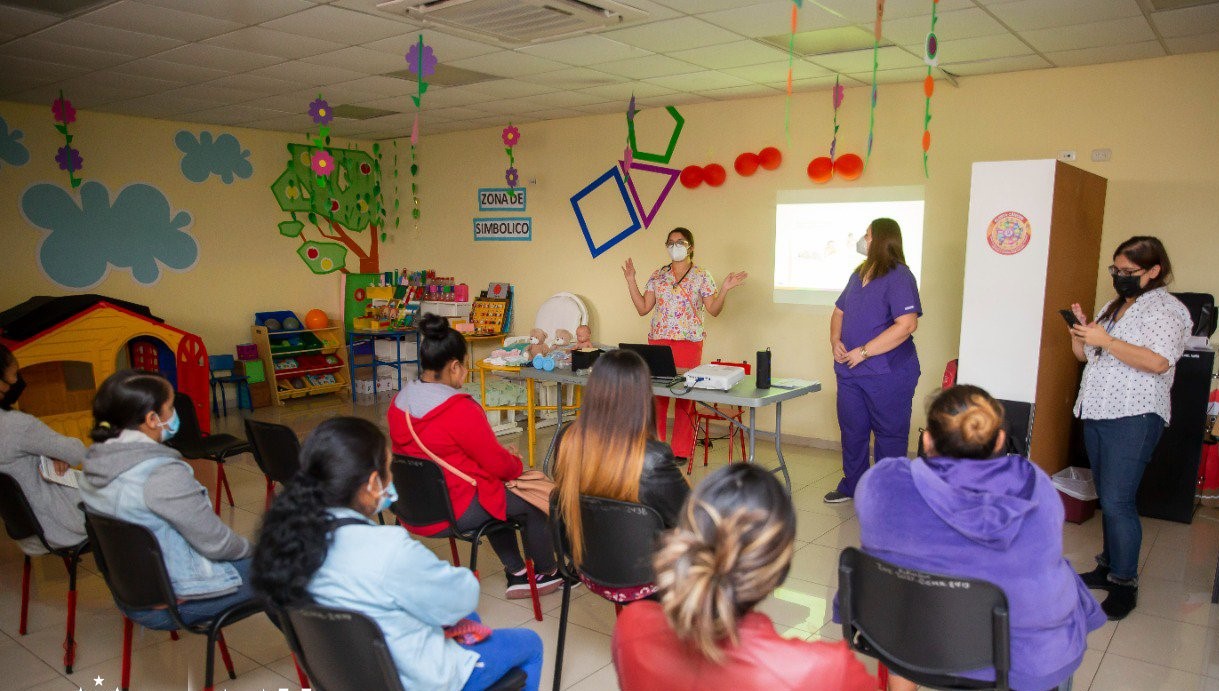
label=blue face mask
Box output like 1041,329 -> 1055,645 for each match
157,410 -> 180,442
375,476 -> 398,513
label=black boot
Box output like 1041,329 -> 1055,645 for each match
1101,583 -> 1138,620
1078,565 -> 1113,591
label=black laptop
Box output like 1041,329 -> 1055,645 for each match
619,343 -> 684,385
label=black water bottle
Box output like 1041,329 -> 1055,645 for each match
756,349 -> 771,389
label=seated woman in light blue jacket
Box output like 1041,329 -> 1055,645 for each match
252,417 -> 543,691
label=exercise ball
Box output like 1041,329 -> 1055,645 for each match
758,147 -> 782,170
734,153 -> 759,176
679,165 -> 704,189
834,154 -> 864,181
807,157 -> 833,184
305,309 -> 329,330
703,164 -> 727,187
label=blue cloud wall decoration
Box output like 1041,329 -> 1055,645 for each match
175,130 -> 252,184
0,115 -> 30,168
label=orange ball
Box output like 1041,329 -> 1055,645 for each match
922,130 -> 932,152
704,163 -> 727,187
758,146 -> 783,170
305,309 -> 329,330
834,153 -> 864,181
923,75 -> 935,98
734,153 -> 760,176
807,156 -> 833,184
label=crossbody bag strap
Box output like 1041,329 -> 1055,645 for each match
404,409 -> 478,486
328,517 -> 373,530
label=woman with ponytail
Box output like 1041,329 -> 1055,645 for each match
79,370 -> 253,628
855,385 -> 1105,691
613,464 -> 874,691
253,417 -> 543,691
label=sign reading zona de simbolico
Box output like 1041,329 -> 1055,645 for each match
473,217 -> 532,241
477,187 -> 527,211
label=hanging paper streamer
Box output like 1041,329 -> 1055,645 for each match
623,94 -> 636,181
784,0 -> 802,145
865,0 -> 885,168
307,94 -> 333,189
502,124 -> 520,201
921,0 -> 940,177
830,76 -> 843,160
406,35 -> 437,227
51,91 -> 82,188
392,140 -> 401,229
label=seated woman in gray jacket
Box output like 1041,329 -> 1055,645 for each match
553,348 -> 690,602
79,370 -> 253,629
0,344 -> 87,553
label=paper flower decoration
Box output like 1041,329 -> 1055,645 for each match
310,150 -> 335,176
309,97 -> 333,125
52,97 -> 76,125
405,42 -> 437,79
832,83 -> 845,110
505,167 -> 519,188
501,125 -> 520,148
55,145 -> 82,172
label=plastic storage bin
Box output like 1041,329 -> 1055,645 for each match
1052,467 -> 1098,524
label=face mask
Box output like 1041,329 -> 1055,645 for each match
373,476 -> 398,513
0,375 -> 26,411
667,244 -> 688,262
1112,273 -> 1146,299
856,236 -> 869,256
156,410 -> 180,442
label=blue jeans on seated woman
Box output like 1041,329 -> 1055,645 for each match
123,557 -> 257,630
459,612 -> 544,691
1082,414 -> 1164,583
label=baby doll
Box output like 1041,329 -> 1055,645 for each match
575,325 -> 593,350
525,328 -> 550,359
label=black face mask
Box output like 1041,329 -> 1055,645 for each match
0,375 -> 26,411
1112,273 -> 1147,299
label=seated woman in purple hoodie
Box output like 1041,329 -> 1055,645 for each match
855,385 -> 1104,691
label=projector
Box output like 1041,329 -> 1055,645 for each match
684,364 -> 746,390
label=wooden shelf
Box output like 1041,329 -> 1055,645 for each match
252,322 -> 350,406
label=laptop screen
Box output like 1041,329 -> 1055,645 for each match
618,343 -> 678,378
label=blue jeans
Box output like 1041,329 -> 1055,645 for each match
1082,415 -> 1164,583
460,613 -> 544,691
123,557 -> 257,630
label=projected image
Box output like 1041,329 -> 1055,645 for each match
774,193 -> 924,305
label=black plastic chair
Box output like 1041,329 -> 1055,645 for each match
0,473 -> 89,673
280,603 -> 526,691
549,493 -> 665,691
837,547 -> 1011,691
82,508 -> 264,691
243,419 -> 302,510
164,391 -> 252,514
388,454 -> 543,621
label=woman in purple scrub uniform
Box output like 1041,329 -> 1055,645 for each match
825,218 -> 922,504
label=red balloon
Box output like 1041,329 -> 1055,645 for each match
834,153 -> 864,181
680,165 -> 704,188
734,153 -> 760,176
704,163 -> 727,187
758,146 -> 782,170
807,157 -> 833,184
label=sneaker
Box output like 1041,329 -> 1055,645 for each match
1101,583 -> 1138,620
823,490 -> 852,504
505,570 -> 565,599
1078,565 -> 1113,591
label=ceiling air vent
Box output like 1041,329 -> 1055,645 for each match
376,0 -> 647,44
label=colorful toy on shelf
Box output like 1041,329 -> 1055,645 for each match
251,309 -> 348,405
551,329 -> 574,349
305,309 -> 329,330
532,354 -> 556,371
470,296 -> 509,335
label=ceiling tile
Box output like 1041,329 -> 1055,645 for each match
96,92 -> 217,118
944,54 -> 1052,76
575,81 -> 677,100
30,20 -> 184,58
0,73 -> 58,97
180,104 -> 296,126
0,38 -> 134,71
0,5 -> 61,38
1150,4 -> 1219,38
425,105 -> 493,122
930,34 -> 1034,63
596,54 -> 701,79
325,75 -> 417,100
812,0 -> 974,23
1021,16 -> 1156,53
1165,33 -> 1219,53
63,71 -> 182,97
362,29 -> 500,62
517,35 -> 651,66
644,70 -> 754,92
302,46 -> 409,74
668,40 -> 789,69
261,5 -> 410,43
518,67 -> 622,90
379,84 -> 487,108
517,107 -> 584,121
571,101 -> 629,115
634,91 -> 708,107
490,89 -> 609,109
651,0 -> 761,12
249,60 -> 366,87
722,59 -> 832,83
987,0 -> 1144,32
243,88 -> 325,112
235,113 -> 316,132
155,43 -> 283,72
109,58 -> 231,85
1044,40 -> 1165,67
204,26 -> 347,60
464,79 -> 560,99
881,8 -> 1007,46
79,1 -> 242,42
159,83 -> 264,104
0,55 -> 88,87
701,83 -> 784,100
203,72 -> 303,96
11,80 -> 145,109
136,0 -> 314,24
601,17 -> 745,53
790,74 -> 865,91
844,65 -> 935,85
699,1 -> 850,37
447,51 -> 570,78
811,45 -> 924,72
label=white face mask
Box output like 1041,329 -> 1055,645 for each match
856,236 -> 869,256
668,244 -> 688,262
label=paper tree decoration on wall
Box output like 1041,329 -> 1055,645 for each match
922,0 -> 940,177
52,92 -> 82,189
502,123 -> 521,199
175,131 -> 253,184
404,34 -> 436,231
0,114 -> 30,168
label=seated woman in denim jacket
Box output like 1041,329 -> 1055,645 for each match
253,417 -> 544,691
79,370 -> 254,628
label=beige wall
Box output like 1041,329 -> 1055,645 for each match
2,51 -> 1216,445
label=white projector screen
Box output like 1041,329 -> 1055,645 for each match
773,186 -> 925,306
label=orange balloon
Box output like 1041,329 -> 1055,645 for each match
758,146 -> 783,170
807,157 -> 833,184
704,163 -> 727,187
679,165 -> 704,188
734,153 -> 760,176
922,130 -> 932,152
834,153 -> 864,181
923,75 -> 935,98
305,309 -> 329,330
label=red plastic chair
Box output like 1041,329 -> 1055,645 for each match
689,360 -> 751,475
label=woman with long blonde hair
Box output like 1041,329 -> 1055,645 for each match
553,348 -> 688,602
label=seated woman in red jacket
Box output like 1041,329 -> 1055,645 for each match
613,464 -> 875,691
388,314 -> 560,599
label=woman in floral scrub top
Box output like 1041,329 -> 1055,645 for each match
622,228 -> 748,461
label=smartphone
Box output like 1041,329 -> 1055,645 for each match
1058,309 -> 1080,328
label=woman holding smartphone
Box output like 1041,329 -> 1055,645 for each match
1069,236 -> 1190,620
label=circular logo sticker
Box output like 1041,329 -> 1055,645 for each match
987,211 -> 1032,255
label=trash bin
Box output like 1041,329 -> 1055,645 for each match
1052,467 -> 1098,524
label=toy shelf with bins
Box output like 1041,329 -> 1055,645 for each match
250,322 -> 349,405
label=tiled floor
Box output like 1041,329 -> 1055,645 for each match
3,391 -> 1218,690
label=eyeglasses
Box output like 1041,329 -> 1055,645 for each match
665,241 -> 690,248
1107,265 -> 1145,277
